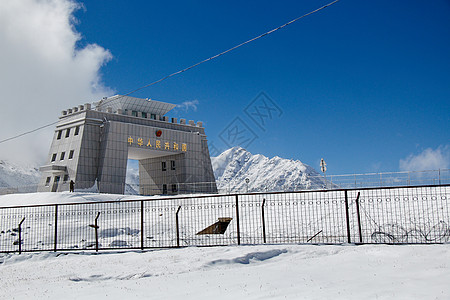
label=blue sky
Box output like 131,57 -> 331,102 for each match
77,0 -> 450,173
1,0 -> 449,173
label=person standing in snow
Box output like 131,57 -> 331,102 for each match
70,180 -> 75,192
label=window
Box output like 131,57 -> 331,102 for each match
142,112 -> 147,118
45,177 -> 51,186
54,176 -> 60,183
132,111 -> 138,117
68,150 -> 74,159
57,130 -> 62,140
60,152 -> 65,161
51,153 -> 57,162
151,114 -> 156,120
162,184 -> 167,195
170,160 -> 176,170
65,128 -> 70,138
74,126 -> 80,136
161,161 -> 167,171
171,184 -> 177,193
63,174 -> 69,182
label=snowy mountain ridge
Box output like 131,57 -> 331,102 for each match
211,147 -> 326,192
0,160 -> 40,191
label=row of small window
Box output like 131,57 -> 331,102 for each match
125,110 -> 157,119
51,150 -> 75,162
162,184 -> 178,194
57,126 -> 81,140
44,175 -> 70,186
161,160 -> 176,171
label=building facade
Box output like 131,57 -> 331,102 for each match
38,95 -> 217,195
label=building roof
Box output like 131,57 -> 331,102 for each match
96,95 -> 176,116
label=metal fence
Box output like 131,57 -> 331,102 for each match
1,169 -> 449,196
0,184 -> 449,253
135,169 -> 450,193
326,169 -> 450,189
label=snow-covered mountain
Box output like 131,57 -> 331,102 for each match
0,159 -> 139,195
0,160 -> 41,193
211,147 -> 326,192
125,166 -> 140,195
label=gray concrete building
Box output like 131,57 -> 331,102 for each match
38,95 -> 217,195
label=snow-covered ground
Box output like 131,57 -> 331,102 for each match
1,243 -> 449,299
0,191 -> 150,207
0,189 -> 449,299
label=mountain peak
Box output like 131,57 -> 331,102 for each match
0,160 -> 41,191
211,148 -> 325,192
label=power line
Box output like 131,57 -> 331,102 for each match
0,0 -> 340,145
109,0 -> 340,100
0,121 -> 59,144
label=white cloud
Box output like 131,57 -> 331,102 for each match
0,0 -> 112,165
399,145 -> 450,171
175,100 -> 199,112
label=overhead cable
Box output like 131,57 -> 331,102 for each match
0,0 -> 340,145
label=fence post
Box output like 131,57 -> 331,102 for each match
235,195 -> 241,245
54,205 -> 58,252
95,212 -> 101,252
18,217 -> 25,254
141,200 -> 144,250
344,190 -> 351,243
88,212 -> 101,252
355,192 -> 362,243
261,198 -> 266,243
176,206 -> 181,247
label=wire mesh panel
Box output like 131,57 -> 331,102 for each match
143,195 -> 238,247
348,185 -> 450,244
143,199 -> 180,248
239,191 -> 349,244
177,195 -> 237,246
56,201 -> 142,251
95,201 -> 141,250
57,203 -> 100,251
0,205 -> 56,253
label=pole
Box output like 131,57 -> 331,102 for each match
54,205 -> 58,252
141,200 -> 144,250
262,199 -> 266,243
176,206 -> 181,247
95,212 -> 100,252
235,195 -> 241,245
320,158 -> 327,189
344,190 -> 351,243
355,192 -> 362,243
18,217 -> 25,254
